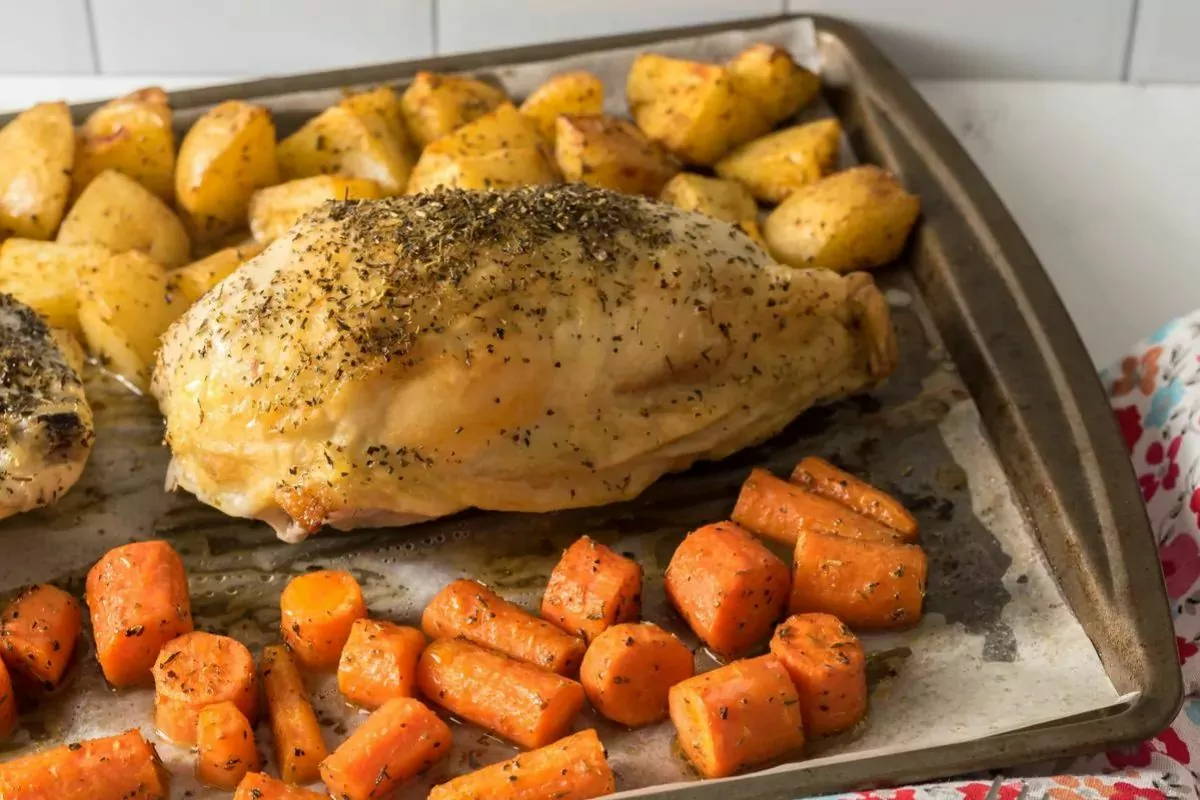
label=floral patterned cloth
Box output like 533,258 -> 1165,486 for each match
819,315 -> 1200,800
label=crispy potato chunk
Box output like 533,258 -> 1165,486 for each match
726,44 -> 819,127
659,173 -> 757,223
520,71 -> 605,143
166,242 -> 264,306
0,239 -> 112,337
74,87 -> 176,202
249,176 -> 383,243
0,102 -> 74,240
58,169 -> 191,267
715,118 -> 842,204
401,71 -> 509,148
554,115 -> 678,197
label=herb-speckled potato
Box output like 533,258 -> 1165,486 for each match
74,87 -> 176,202
78,250 -> 186,391
726,44 -> 819,128
401,71 -> 509,148
658,172 -> 757,223
554,114 -> 678,197
715,118 -> 841,204
520,71 -> 605,143
249,175 -> 383,243
0,102 -> 74,240
764,165 -> 920,272
58,170 -> 191,267
175,100 -> 279,244
166,242 -> 263,305
406,103 -> 558,193
0,239 -> 112,337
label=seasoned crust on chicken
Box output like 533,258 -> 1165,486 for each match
153,186 -> 896,541
0,293 -> 94,521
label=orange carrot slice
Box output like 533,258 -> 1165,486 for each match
664,522 -> 790,658
669,654 -> 804,778
337,618 -> 426,710
0,657 -> 14,740
423,579 -> 585,675
1,583 -> 83,690
85,540 -> 193,687
280,569 -> 367,671
770,613 -> 867,736
196,700 -> 260,789
542,536 -> 643,642
791,457 -> 918,537
428,729 -> 614,800
417,637 -> 585,749
234,772 -> 326,800
0,729 -> 169,799
319,697 -> 452,799
789,530 -> 927,628
261,644 -> 327,784
580,621 -> 694,727
733,468 -> 903,545
152,631 -> 257,745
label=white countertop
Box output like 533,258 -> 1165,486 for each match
3,76 -> 1196,369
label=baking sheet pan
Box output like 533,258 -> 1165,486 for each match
0,13 -> 1180,799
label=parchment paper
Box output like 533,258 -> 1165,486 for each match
0,17 -> 1121,799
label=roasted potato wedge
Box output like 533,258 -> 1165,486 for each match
554,114 -> 678,196
176,100 -> 279,243
726,44 -> 819,128
401,71 -> 509,148
278,88 -> 414,196
58,169 -> 191,267
406,103 -> 558,193
78,250 -> 185,391
167,242 -> 263,305
74,87 -> 176,202
764,165 -> 920,272
0,102 -> 74,240
520,71 -> 605,143
715,118 -> 841,204
339,85 -> 410,146
249,176 -> 383,243
0,239 -> 112,337
658,172 -> 757,223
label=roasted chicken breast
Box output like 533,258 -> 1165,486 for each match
0,293 -> 94,520
153,186 -> 896,541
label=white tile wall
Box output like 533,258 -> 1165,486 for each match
0,1 -> 95,74
1128,0 -> 1200,82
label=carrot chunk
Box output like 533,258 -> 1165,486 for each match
580,621 -> 694,727
0,658 -> 15,740
417,637 -> 585,749
85,540 -> 193,687
668,654 -> 804,779
542,536 -> 643,642
196,700 -> 260,789
1,583 -> 83,689
337,618 -> 426,709
280,569 -> 367,671
319,697 -> 452,799
664,522 -> 790,658
423,579 -> 586,675
234,772 -> 326,800
0,729 -> 169,800
261,644 -> 328,784
152,631 -> 257,745
770,613 -> 867,735
791,457 -> 918,538
429,729 -> 614,800
733,468 -> 902,546
789,530 -> 927,629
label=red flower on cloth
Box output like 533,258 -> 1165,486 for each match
1116,405 -> 1145,452
1109,782 -> 1170,800
957,783 -> 1029,800
1140,436 -> 1184,501
1108,727 -> 1190,769
1179,636 -> 1199,665
1161,534 -> 1200,600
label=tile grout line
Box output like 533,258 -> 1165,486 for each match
431,0 -> 441,57
82,0 -> 103,74
1120,0 -> 1142,81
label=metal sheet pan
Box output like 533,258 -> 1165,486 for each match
0,13 -> 1181,798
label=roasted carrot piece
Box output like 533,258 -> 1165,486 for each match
0,657 -> 14,740
337,618 -> 426,709
261,644 -> 328,784
0,584 -> 83,689
428,729 -> 614,800
196,700 -> 260,789
234,772 -> 326,800
280,569 -> 367,671
770,613 -> 867,736
423,579 -> 586,675
668,654 -> 804,779
580,621 -> 694,727
85,540 -> 193,687
417,637 -> 585,749
664,522 -> 790,658
792,457 -> 918,538
733,468 -> 902,546
0,729 -> 169,800
319,697 -> 453,799
541,536 -> 643,642
152,631 -> 258,745
789,530 -> 927,629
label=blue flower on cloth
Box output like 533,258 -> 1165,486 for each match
1149,318 -> 1183,344
1146,379 -> 1187,428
